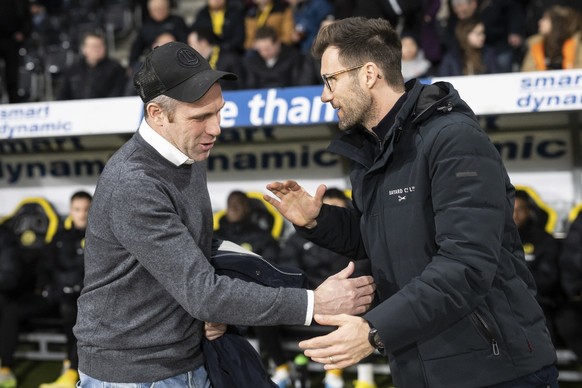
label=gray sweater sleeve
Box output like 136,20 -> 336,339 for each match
109,177 -> 308,326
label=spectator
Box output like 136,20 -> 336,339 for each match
0,0 -> 31,103
400,31 -> 433,81
556,212 -> 582,364
187,27 -> 244,89
513,190 -> 562,344
214,190 -> 281,260
244,0 -> 295,50
57,32 -> 126,100
287,0 -> 333,55
128,0 -> 189,71
418,0 -> 444,66
37,191 -> 92,388
439,17 -> 498,76
446,0 -> 525,73
0,226 -> 20,387
521,5 -> 582,71
439,16 -> 500,130
0,222 -> 58,387
125,31 -> 177,96
243,26 -> 303,89
352,0 -> 422,38
191,0 -> 246,55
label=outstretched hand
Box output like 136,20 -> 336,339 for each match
314,262 -> 376,316
264,180 -> 327,228
299,314 -> 374,370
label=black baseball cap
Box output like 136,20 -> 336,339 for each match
134,41 -> 237,103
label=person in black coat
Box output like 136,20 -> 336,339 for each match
128,0 -> 189,70
38,191 -> 92,388
214,190 -> 280,260
513,190 -> 562,344
57,32 -> 126,100
243,26 -> 303,89
556,212 -> 582,363
190,0 -> 246,55
264,17 -> 558,387
0,226 -> 20,386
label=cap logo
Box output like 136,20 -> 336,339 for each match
177,48 -> 200,68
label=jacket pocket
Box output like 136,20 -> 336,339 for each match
469,312 -> 500,356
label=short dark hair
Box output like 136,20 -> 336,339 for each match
312,17 -> 404,91
254,26 -> 278,42
323,188 -> 348,203
71,190 -> 92,202
190,26 -> 219,46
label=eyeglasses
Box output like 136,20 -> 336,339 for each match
321,64 -> 365,92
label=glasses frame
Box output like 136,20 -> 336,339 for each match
321,64 -> 365,92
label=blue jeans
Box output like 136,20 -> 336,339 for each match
486,365 -> 559,388
77,366 -> 212,388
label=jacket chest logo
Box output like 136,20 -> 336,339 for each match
388,186 -> 415,202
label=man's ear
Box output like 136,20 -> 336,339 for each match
146,102 -> 165,125
364,62 -> 381,89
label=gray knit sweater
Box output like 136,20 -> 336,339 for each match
74,132 -> 308,382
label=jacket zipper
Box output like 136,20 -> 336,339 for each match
470,312 -> 500,356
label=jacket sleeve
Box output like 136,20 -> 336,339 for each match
296,204 -> 367,260
365,117 -> 508,352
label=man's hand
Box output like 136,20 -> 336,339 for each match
264,180 -> 327,228
204,322 -> 227,341
314,262 -> 375,315
299,314 -> 375,370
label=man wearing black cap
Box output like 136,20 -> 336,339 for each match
73,42 -> 376,387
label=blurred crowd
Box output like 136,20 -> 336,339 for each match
1,0 -> 582,104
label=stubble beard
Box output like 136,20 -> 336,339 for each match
338,81 -> 373,131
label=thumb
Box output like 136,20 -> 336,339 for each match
314,184 -> 327,203
331,261 -> 355,280
314,314 -> 347,327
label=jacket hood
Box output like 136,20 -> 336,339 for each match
403,79 -> 476,127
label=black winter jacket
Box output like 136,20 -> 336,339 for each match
560,214 -> 582,299
57,57 -> 127,100
299,80 -> 556,387
46,227 -> 86,299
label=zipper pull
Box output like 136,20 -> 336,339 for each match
436,101 -> 454,113
395,126 -> 403,143
492,339 -> 500,356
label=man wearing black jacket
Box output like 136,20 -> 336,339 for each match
513,190 -> 562,345
57,32 -> 126,100
265,17 -> 558,387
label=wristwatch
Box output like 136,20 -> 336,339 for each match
367,322 -> 385,352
